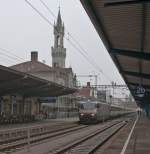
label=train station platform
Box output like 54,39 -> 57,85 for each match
100,114 -> 150,154
0,117 -> 79,131
123,114 -> 150,154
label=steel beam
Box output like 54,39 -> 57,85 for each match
111,48 -> 150,60
104,0 -> 150,7
124,71 -> 150,79
80,0 -> 131,93
138,3 -> 146,85
80,0 -> 111,50
0,76 -> 28,88
127,82 -> 150,90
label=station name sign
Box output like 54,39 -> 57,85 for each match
39,97 -> 57,103
135,86 -> 145,98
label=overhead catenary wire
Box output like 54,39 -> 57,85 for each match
25,0 -> 53,27
39,0 -> 56,18
25,0 -> 112,83
0,52 -> 19,63
67,38 -> 100,71
67,38 -> 112,82
25,1 -> 93,66
0,51 -> 22,63
0,47 -> 25,62
26,0 -> 112,83
39,0 -> 112,83
39,0 -> 104,71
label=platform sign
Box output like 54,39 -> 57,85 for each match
135,86 -> 145,98
39,97 -> 57,103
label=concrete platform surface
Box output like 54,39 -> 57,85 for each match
0,117 -> 79,131
125,114 -> 150,154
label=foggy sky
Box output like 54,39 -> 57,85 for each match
0,0 -> 125,85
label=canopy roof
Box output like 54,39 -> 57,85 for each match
80,0 -> 150,106
0,65 -> 76,97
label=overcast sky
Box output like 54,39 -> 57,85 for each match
0,0 -> 125,85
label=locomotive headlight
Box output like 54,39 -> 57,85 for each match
91,113 -> 95,117
80,113 -> 84,116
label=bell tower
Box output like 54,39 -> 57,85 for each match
51,10 -> 66,68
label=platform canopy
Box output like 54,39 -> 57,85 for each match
0,65 -> 76,97
80,0 -> 150,106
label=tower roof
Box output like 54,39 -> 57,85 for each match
56,9 -> 62,26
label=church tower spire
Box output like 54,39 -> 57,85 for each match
57,9 -> 62,26
51,10 -> 66,68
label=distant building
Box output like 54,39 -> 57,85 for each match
10,10 -> 77,118
75,82 -> 97,100
11,52 -> 74,88
0,94 -> 40,122
97,90 -> 111,103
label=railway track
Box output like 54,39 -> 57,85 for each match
0,117 -> 132,154
50,120 -> 127,154
0,123 -> 87,153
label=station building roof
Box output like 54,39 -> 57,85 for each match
80,0 -> 150,106
0,65 -> 76,97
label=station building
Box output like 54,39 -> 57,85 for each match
9,11 -> 78,119
0,64 -> 76,123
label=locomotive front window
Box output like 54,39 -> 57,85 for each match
82,103 -> 96,109
79,104 -> 84,109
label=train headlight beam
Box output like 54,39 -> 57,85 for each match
91,113 -> 95,117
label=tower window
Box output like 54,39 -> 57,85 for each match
54,63 -> 58,67
57,36 -> 61,46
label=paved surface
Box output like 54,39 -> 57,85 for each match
125,114 -> 150,154
0,117 -> 79,130
95,116 -> 135,154
11,122 -> 108,154
97,114 -> 150,154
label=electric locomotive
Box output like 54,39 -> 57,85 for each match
78,100 -> 110,123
